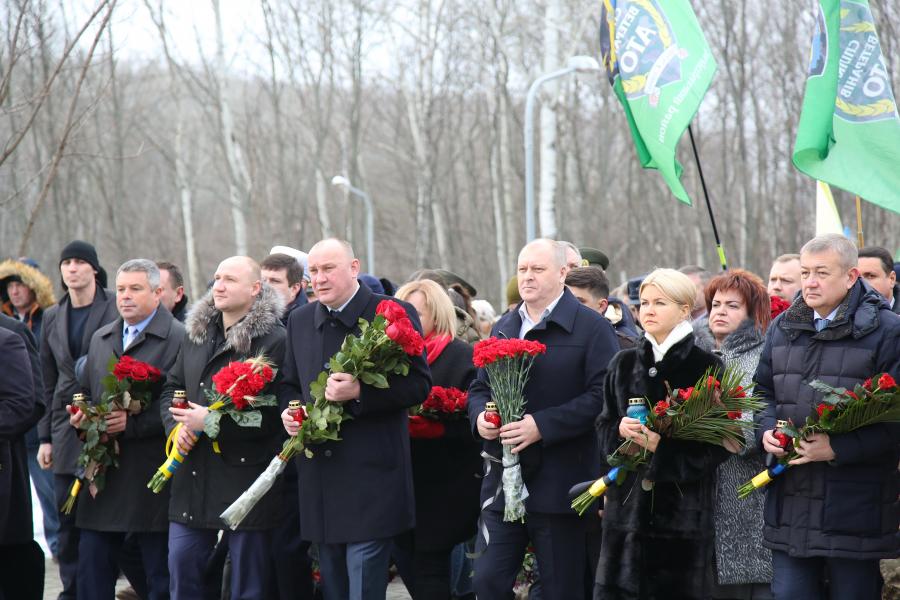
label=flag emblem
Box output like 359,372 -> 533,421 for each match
835,2 -> 897,123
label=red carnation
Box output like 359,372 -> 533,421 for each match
878,374 -> 897,390
733,385 -> 747,398
472,337 -> 547,368
863,378 -> 873,391
653,400 -> 670,416
707,376 -> 721,390
846,391 -> 858,400
727,411 -> 742,420
212,360 -> 274,410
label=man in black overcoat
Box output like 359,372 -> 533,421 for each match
70,259 -> 184,600
160,256 -> 285,600
279,238 -> 431,600
0,327 -> 44,600
467,239 -> 619,600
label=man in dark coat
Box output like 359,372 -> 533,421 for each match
161,256 -> 285,600
69,259 -> 184,600
279,238 -> 431,600
858,245 -> 900,314
37,240 -> 118,599
0,327 -> 45,600
157,261 -> 189,322
755,234 -> 900,599
468,239 -> 619,600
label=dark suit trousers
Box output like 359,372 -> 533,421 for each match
77,530 -> 168,600
472,510 -> 586,600
771,550 -> 882,600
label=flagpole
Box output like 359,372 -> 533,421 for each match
855,196 -> 864,247
687,124 -> 727,271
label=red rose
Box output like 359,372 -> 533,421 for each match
878,374 -> 897,390
816,403 -> 835,418
863,378 -> 873,391
146,364 -> 162,382
376,300 -> 408,323
733,385 -> 747,398
707,376 -> 721,390
386,318 -> 425,356
113,355 -> 136,381
130,362 -> 150,381
677,387 -> 694,402
653,400 -> 670,416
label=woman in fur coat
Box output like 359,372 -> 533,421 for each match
695,269 -> 774,599
594,269 -> 728,600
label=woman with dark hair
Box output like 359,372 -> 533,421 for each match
698,269 -> 774,599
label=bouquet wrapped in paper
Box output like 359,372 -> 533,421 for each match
147,355 -> 276,493
738,373 -> 900,498
570,367 -> 764,515
61,355 -> 161,514
472,337 -> 547,522
220,299 -> 425,529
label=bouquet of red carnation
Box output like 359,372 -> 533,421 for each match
62,355 -> 162,513
570,367 -> 764,515
220,299 -> 425,529
147,355 -> 276,493
738,373 -> 900,498
770,295 -> 791,320
473,337 -> 547,521
408,386 -> 468,439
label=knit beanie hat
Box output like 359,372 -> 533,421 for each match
59,240 -> 107,288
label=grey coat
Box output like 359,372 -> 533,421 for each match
75,307 -> 184,532
707,320 -> 773,586
38,287 -> 118,475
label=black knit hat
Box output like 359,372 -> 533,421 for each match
59,240 -> 107,288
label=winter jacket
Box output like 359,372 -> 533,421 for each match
75,308 -> 184,532
594,332 -> 726,600
754,280 -> 900,559
410,338 -> 481,551
278,283 -> 431,544
0,258 -> 55,344
38,287 -> 118,474
0,328 -> 42,544
709,320 -> 772,586
468,288 -> 619,514
160,285 -> 286,531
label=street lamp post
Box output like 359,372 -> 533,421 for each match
331,175 -> 375,274
524,55 -> 602,242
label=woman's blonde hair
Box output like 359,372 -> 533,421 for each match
639,268 -> 696,311
394,279 -> 457,338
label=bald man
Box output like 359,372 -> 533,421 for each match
160,256 -> 286,600
278,239 -> 431,600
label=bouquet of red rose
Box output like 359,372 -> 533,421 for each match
473,337 -> 547,521
570,367 -> 764,515
147,355 -> 276,493
219,299 -> 425,529
737,373 -> 900,498
61,355 -> 162,513
408,386 -> 468,439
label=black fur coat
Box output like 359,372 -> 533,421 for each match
594,332 -> 726,600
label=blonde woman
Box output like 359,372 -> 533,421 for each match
394,279 -> 480,599
594,269 -> 727,599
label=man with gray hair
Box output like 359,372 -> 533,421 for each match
754,234 -> 900,598
68,259 -> 185,599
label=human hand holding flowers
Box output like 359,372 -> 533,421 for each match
325,373 -> 360,403
477,411 -> 501,440
170,401 -> 209,431
789,432 -> 835,465
761,429 -> 788,457
105,410 -> 127,434
619,417 -> 661,452
499,414 -> 541,454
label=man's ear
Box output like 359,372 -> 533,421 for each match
598,298 -> 609,314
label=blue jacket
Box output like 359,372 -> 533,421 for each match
278,284 -> 431,543
467,288 -> 619,514
754,280 -> 900,559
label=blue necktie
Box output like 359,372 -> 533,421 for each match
814,318 -> 830,332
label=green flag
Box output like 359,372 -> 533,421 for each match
794,0 -> 900,214
600,0 -> 717,204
